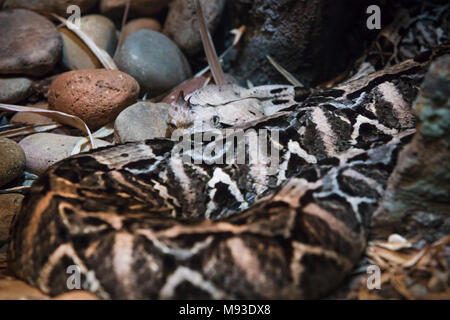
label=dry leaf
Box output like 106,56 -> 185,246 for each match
368,245 -> 414,266
92,122 -> 115,139
195,0 -> 225,85
0,124 -> 60,139
317,71 -> 350,88
71,138 -> 93,156
71,122 -> 114,155
0,124 -> 18,130
230,26 -> 246,47
117,0 -> 132,51
266,55 -> 304,87
373,233 -> 414,251
390,273 -> 416,300
361,234 -> 449,300
402,247 -> 428,269
432,235 -> 450,249
195,26 -> 246,78
0,186 -> 31,194
0,103 -> 95,148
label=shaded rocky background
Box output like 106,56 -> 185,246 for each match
223,0 -> 385,86
222,0 -> 450,86
1,0 -> 448,87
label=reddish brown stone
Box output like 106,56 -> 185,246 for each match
120,18 -> 162,46
48,69 -> 140,129
0,9 -> 62,76
100,0 -> 171,20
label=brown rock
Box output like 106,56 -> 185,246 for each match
163,0 -> 226,55
3,0 -> 98,16
0,138 -> 26,188
0,194 -> 24,245
120,18 -> 161,45
48,69 -> 140,129
100,0 -> 170,20
0,9 -> 62,76
60,14 -> 118,71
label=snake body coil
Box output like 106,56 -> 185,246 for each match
8,48 -> 448,299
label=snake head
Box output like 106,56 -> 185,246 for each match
167,85 -> 267,135
167,91 -> 194,131
167,93 -> 223,135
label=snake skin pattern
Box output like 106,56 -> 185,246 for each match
8,46 -> 449,299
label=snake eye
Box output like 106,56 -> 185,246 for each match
211,116 -> 220,127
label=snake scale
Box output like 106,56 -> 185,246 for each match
8,45 -> 449,299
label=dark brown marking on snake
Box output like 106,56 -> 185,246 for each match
273,99 -> 290,105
